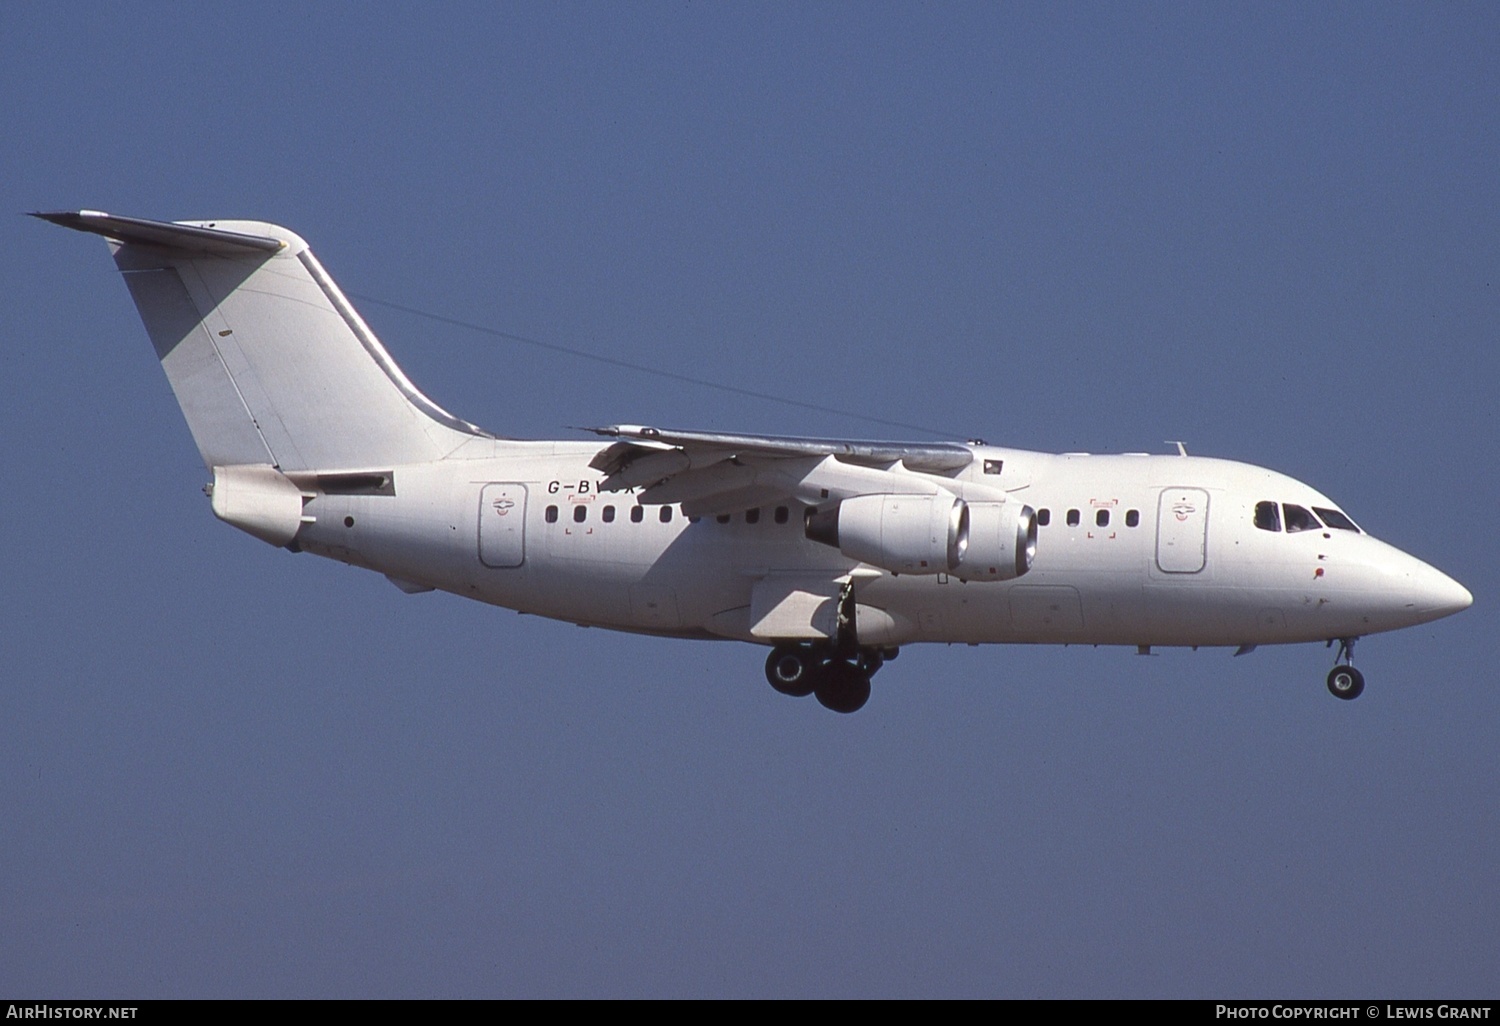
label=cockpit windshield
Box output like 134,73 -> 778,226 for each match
1313,507 -> 1360,532
1253,500 -> 1363,534
1254,500 -> 1281,532
1283,504 -> 1321,533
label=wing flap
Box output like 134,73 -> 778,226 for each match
638,460 -> 761,506
587,425 -> 973,473
587,424 -> 977,514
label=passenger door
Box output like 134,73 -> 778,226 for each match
478,483 -> 527,568
1155,488 -> 1209,573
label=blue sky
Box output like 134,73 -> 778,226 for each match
2,3 -> 1495,998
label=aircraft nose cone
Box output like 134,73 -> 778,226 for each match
1401,557 -> 1473,621
1353,542 -> 1473,631
1423,569 -> 1473,617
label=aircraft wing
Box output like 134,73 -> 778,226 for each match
585,425 -> 978,517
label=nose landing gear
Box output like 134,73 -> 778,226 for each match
1326,637 -> 1365,700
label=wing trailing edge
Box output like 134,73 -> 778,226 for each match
585,424 -> 987,518
587,425 -> 974,473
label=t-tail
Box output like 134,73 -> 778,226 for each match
35,210 -> 490,473
36,211 -> 493,546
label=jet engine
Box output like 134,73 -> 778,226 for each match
804,494 -> 1035,579
957,501 -> 1037,581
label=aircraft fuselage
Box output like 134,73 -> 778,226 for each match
289,441 -> 1467,651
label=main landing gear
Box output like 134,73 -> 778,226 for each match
1326,636 -> 1365,700
764,643 -> 895,714
762,578 -> 895,714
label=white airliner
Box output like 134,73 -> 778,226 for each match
39,210 -> 1472,713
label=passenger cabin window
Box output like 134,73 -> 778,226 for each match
1283,504 -> 1321,533
630,506 -> 644,523
659,506 -> 673,523
1125,509 -> 1139,528
1314,507 -> 1360,532
1066,509 -> 1080,527
602,505 -> 615,523
746,508 -> 760,524
545,505 -> 559,523
716,514 -> 731,524
573,505 -> 587,523
1096,509 -> 1109,527
1254,500 -> 1281,532
1036,508 -> 1051,527
774,506 -> 789,524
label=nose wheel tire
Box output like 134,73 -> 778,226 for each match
1326,664 -> 1365,700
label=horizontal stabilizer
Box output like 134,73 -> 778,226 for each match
31,210 -> 285,254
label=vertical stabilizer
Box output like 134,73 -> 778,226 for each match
36,211 -> 490,472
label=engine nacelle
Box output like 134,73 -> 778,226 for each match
955,501 -> 1036,581
804,493 -> 966,575
804,494 -> 1036,579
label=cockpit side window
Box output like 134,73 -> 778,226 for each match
1254,500 -> 1281,532
1283,503 -> 1321,533
1313,507 -> 1360,532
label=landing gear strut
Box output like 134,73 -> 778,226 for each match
762,579 -> 894,714
1326,637 -> 1365,700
